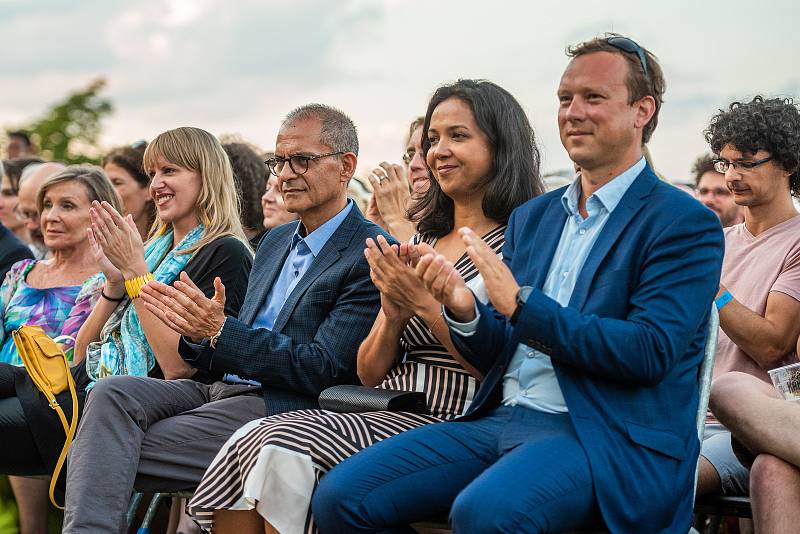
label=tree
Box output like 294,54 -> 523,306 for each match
20,78 -> 113,164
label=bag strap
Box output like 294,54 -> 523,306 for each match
47,355 -> 78,510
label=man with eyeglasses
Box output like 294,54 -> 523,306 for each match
693,153 -> 743,227
694,97 -> 800,512
63,104 -> 392,533
312,34 -> 723,534
16,161 -> 66,259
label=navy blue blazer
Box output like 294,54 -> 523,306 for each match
452,166 -> 724,533
180,205 -> 391,416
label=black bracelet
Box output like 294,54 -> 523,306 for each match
101,290 -> 126,302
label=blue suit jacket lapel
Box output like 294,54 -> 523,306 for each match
239,229 -> 293,325
569,167 -> 658,309
271,207 -> 362,332
529,195 -> 568,290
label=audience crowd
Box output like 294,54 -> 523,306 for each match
0,32 -> 799,534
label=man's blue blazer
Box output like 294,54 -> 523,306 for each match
452,166 -> 724,533
181,205 -> 391,416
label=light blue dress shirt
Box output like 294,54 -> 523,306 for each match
224,200 -> 354,384
448,157 -> 645,413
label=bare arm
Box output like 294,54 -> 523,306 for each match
718,288 -> 800,369
357,309 -> 407,386
73,282 -> 124,364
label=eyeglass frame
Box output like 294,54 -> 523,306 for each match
605,36 -> 649,81
13,204 -> 38,223
712,155 -> 774,174
264,151 -> 345,177
402,149 -> 417,165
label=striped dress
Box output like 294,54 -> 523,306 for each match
187,226 -> 506,534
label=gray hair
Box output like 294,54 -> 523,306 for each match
282,103 -> 359,156
19,162 -> 45,185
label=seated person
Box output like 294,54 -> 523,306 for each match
311,35 -> 724,534
102,141 -> 156,241
62,104 -> 390,533
185,79 -> 545,534
0,157 -> 42,246
710,355 -> 800,534
222,140 -> 268,246
0,222 -> 31,284
0,165 -> 117,533
366,116 -> 428,243
696,96 -> 800,498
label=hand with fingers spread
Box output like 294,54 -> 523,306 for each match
364,235 -> 439,320
89,200 -> 148,279
459,227 -> 519,318
414,243 -> 476,322
87,226 -> 125,290
140,271 -> 227,342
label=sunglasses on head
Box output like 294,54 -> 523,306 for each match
606,36 -> 649,81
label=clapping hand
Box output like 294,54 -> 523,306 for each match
141,272 -> 227,342
89,201 -> 148,279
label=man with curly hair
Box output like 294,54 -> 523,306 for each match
692,153 -> 743,227
696,97 -> 800,513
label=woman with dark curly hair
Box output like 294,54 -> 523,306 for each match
222,141 -> 268,245
697,95 -> 800,501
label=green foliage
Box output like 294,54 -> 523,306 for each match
21,78 -> 113,165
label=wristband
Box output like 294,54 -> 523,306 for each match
101,290 -> 125,302
124,272 -> 155,299
715,291 -> 734,311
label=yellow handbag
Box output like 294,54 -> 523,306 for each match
11,325 -> 78,510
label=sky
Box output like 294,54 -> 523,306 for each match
1,0 -> 799,183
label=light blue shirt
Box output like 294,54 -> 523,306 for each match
224,200 -> 353,384
448,157 -> 645,413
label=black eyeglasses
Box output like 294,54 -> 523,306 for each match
402,149 -> 416,165
264,152 -> 344,177
712,155 -> 773,174
606,36 -> 649,81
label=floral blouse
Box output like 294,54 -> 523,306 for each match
0,259 -> 103,364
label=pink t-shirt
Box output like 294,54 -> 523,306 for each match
715,215 -> 800,383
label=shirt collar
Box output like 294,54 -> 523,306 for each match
291,199 -> 354,257
561,157 -> 646,217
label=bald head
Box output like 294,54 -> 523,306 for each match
18,162 -> 66,245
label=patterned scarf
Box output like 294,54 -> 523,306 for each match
85,225 -> 204,386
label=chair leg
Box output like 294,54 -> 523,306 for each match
127,492 -> 144,528
137,493 -> 165,534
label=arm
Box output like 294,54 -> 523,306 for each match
516,207 -> 724,386
356,308 -> 407,386
193,260 -> 381,396
717,290 -> 800,370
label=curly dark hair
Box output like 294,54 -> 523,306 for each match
222,142 -> 267,236
691,153 -> 718,187
705,96 -> 800,197
409,79 -> 544,238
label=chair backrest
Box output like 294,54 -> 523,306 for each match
695,304 -> 719,441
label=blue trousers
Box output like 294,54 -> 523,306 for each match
312,405 -> 601,533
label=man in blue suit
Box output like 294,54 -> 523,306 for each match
313,35 -> 724,533
63,104 -> 391,532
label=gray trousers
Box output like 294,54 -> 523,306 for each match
62,375 -> 266,534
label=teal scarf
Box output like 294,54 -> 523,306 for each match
85,225 -> 204,385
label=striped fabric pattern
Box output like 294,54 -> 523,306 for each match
187,226 -> 506,533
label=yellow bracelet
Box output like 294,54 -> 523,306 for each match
124,272 -> 155,299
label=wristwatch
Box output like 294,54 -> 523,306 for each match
510,286 -> 533,325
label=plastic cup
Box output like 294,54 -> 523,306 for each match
768,362 -> 800,401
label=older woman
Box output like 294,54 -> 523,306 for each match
365,117 -> 428,242
0,165 -> 119,534
187,79 -> 544,534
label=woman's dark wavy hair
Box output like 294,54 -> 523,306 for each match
705,96 -> 800,197
408,79 -> 544,237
